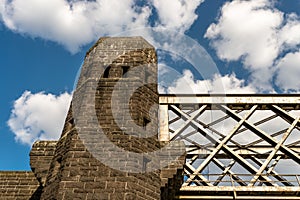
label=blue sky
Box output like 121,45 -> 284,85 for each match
1,0 -> 300,170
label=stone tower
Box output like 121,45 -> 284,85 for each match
38,37 -> 183,200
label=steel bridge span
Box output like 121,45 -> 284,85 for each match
159,94 -> 300,199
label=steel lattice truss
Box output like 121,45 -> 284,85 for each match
159,95 -> 300,199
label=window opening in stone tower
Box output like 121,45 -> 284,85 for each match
103,66 -> 111,78
122,66 -> 130,78
142,117 -> 151,130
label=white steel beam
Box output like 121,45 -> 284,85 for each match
160,95 -> 300,105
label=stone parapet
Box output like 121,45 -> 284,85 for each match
0,171 -> 42,200
30,141 -> 57,186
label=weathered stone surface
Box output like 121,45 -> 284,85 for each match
41,37 -> 162,200
0,171 -> 42,200
30,141 -> 57,186
160,155 -> 185,200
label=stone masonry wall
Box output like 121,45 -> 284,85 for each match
30,141 -> 57,186
41,37 -> 163,200
160,155 -> 186,200
0,171 -> 42,200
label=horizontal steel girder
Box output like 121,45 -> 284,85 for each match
177,186 -> 300,200
159,95 -> 300,110
185,146 -> 300,158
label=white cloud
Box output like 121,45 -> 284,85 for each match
164,69 -> 256,94
205,0 -> 300,92
275,51 -> 300,92
205,0 -> 282,90
152,0 -> 204,33
279,13 -> 300,49
0,0 -> 4,21
7,91 -> 72,146
0,0 -> 204,53
0,0 -> 151,53
205,0 -> 282,68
